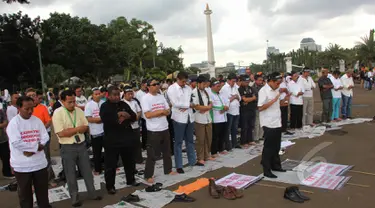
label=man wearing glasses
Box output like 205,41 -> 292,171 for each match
257,72 -> 286,178
167,72 -> 196,173
141,79 -> 176,183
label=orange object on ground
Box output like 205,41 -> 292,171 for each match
174,178 -> 209,195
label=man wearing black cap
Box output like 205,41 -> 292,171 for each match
100,86 -> 139,195
258,72 -> 285,178
238,75 -> 257,148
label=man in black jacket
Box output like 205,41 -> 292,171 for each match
100,86 -> 140,195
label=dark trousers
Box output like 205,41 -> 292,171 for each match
167,115 -> 174,155
0,141 -> 12,176
144,130 -> 173,179
45,133 -> 55,182
141,118 -> 148,150
280,106 -> 288,132
104,145 -> 135,190
133,128 -> 143,164
226,114 -> 240,149
322,98 -> 333,123
211,122 -> 226,154
261,127 -> 282,171
91,135 -> 104,173
14,168 -> 51,208
240,111 -> 255,144
290,104 -> 303,129
61,143 -> 97,204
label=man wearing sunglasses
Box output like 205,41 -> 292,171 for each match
257,72 -> 285,178
141,79 -> 176,183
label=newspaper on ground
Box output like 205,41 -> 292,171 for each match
215,173 -> 262,189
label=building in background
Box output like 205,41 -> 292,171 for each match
267,46 -> 280,57
300,38 -> 322,52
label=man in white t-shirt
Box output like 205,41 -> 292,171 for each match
123,86 -> 143,164
84,87 -> 105,175
74,86 -> 88,110
288,71 -> 304,130
6,91 -> 19,122
141,79 -> 177,183
7,96 -> 51,208
258,72 -> 285,178
167,72 -> 196,173
220,73 -> 241,150
136,79 -> 149,149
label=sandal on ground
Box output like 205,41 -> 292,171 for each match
145,184 -> 162,192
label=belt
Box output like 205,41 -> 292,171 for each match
92,132 -> 104,138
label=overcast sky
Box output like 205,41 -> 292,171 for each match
2,0 -> 375,67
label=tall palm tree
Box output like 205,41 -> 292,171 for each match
356,30 -> 375,67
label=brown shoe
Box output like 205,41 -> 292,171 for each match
222,187 -> 236,200
228,186 -> 244,198
208,178 -> 220,199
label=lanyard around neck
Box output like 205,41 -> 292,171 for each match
64,108 -> 76,127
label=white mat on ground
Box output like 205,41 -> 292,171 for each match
103,201 -> 141,208
33,186 -> 70,205
328,118 -> 372,127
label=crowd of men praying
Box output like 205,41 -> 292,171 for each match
0,67 -> 355,208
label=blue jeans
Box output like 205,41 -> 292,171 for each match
341,94 -> 352,118
173,121 -> 196,168
331,98 -> 341,120
226,114 -> 240,149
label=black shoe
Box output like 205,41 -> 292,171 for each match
177,168 -> 185,174
195,162 -> 204,166
127,181 -> 141,187
264,170 -> 277,178
173,193 -> 196,202
107,188 -> 116,195
272,168 -> 287,172
72,201 -> 82,207
290,186 -> 310,201
121,194 -> 140,203
92,196 -> 102,201
284,131 -> 294,135
284,187 -> 304,203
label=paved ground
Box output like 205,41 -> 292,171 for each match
1,85 -> 375,208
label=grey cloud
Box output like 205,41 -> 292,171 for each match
247,0 -> 277,14
156,4 -> 224,38
278,0 -> 375,18
71,0 -> 196,24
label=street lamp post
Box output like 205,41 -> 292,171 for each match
34,33 -> 45,95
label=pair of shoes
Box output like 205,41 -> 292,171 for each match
284,186 -> 310,203
173,193 -> 196,202
121,194 -> 140,203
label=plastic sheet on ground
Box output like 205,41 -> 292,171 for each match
103,201 -> 141,208
215,173 -> 262,189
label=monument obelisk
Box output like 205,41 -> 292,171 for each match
204,3 -> 216,78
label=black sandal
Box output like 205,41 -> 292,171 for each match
145,184 -> 162,192
137,170 -> 145,175
121,194 -> 140,202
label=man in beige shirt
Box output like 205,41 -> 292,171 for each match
53,90 -> 102,207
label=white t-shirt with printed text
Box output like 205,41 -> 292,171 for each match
84,100 -> 104,136
141,93 -> 169,132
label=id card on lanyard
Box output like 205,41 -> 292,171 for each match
64,108 -> 81,143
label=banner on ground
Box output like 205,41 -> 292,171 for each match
301,172 -> 351,190
215,173 -> 262,189
307,162 -> 353,176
